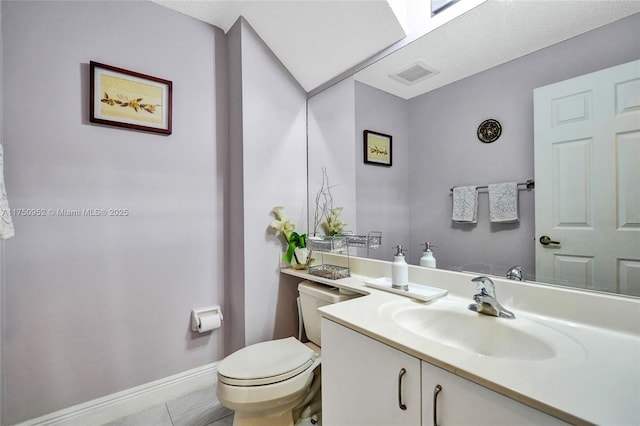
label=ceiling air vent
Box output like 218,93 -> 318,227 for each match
389,60 -> 439,86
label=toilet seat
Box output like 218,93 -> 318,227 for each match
218,337 -> 317,386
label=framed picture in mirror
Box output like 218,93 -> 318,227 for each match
364,130 -> 392,166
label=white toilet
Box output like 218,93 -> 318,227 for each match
216,281 -> 357,426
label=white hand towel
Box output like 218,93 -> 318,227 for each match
488,182 -> 519,223
452,186 -> 478,223
0,144 -> 15,239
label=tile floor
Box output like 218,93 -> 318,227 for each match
103,386 -> 234,426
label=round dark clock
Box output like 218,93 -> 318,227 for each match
477,119 -> 502,143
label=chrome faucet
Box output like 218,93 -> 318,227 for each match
468,276 -> 515,319
506,266 -> 523,281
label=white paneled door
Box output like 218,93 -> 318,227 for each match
534,60 -> 640,295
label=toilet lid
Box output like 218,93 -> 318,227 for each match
218,337 -> 316,386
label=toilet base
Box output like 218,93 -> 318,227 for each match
233,410 -> 294,426
218,370 -> 316,426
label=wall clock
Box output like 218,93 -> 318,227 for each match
477,119 -> 502,143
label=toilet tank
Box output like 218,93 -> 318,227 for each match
298,281 -> 359,347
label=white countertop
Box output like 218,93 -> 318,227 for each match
282,257 -> 640,425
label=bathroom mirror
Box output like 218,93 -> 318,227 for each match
307,1 -> 640,297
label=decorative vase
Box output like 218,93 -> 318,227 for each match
290,247 -> 313,269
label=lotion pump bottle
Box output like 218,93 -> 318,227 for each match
392,245 -> 409,291
420,242 -> 437,268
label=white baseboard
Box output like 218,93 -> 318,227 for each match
13,362 -> 218,426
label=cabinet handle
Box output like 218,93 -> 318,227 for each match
433,384 -> 442,426
398,368 -> 407,410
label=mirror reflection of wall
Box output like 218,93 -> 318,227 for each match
308,12 -> 640,296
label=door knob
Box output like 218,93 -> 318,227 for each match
539,235 -> 560,246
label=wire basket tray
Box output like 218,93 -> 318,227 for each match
308,264 -> 350,280
344,232 -> 382,249
307,236 -> 347,253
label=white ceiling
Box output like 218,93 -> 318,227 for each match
152,0 -> 407,92
153,0 -> 640,98
356,0 -> 640,99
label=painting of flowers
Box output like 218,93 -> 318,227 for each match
90,61 -> 172,135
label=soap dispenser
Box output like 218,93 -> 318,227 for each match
392,245 -> 409,291
420,242 -> 437,268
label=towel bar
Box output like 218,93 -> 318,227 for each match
450,179 -> 534,192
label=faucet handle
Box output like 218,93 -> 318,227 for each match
470,276 -> 516,319
506,266 -> 523,281
471,276 -> 496,298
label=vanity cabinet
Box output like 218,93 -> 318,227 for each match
422,361 -> 568,426
322,318 -> 568,426
321,318 -> 421,425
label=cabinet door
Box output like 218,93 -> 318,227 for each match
322,318 -> 421,426
422,361 -> 568,426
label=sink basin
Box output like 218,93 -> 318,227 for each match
380,300 -> 586,361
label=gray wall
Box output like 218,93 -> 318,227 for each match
308,77 -> 357,239
226,18 -> 307,351
226,16 -> 246,358
235,19 -> 307,347
354,82 -> 410,261
407,13 -> 640,277
1,2 -> 308,424
1,1 -> 226,423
